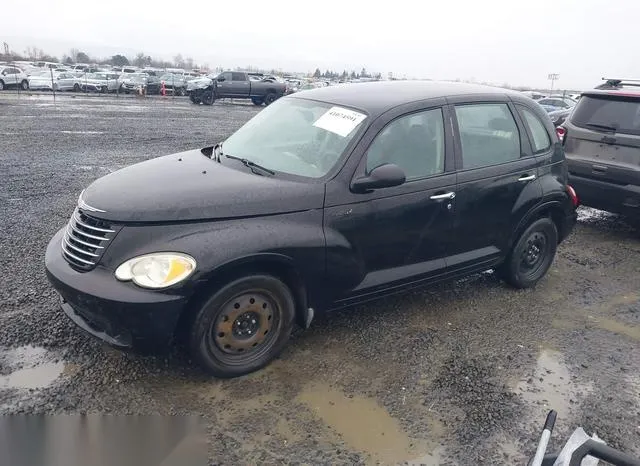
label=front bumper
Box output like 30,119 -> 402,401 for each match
45,228 -> 188,353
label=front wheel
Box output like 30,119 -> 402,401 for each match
251,97 -> 264,106
21,80 -> 29,90
498,218 -> 558,289
0,80 -> 5,91
188,275 -> 295,378
73,83 -> 80,92
201,90 -> 214,105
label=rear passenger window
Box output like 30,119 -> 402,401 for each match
455,104 -> 520,169
366,108 -> 445,181
519,107 -> 551,152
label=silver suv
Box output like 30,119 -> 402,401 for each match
0,66 -> 29,90
562,78 -> 640,219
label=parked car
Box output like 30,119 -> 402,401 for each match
44,81 -> 578,378
120,74 -> 161,94
521,91 -> 547,101
538,96 -> 577,112
0,65 -> 30,90
548,107 -> 572,127
81,72 -> 121,93
28,71 -> 81,91
158,73 -> 188,95
562,78 -> 640,219
187,71 -> 287,106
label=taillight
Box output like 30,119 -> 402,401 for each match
556,126 -> 566,142
567,185 -> 579,207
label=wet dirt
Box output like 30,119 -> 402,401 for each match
1,96 -> 640,465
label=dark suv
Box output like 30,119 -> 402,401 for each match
45,81 -> 578,378
562,79 -> 640,219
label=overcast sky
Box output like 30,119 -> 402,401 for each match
2,0 -> 638,89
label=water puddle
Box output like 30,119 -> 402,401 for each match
0,346 -> 66,390
590,317 -> 640,341
514,349 -> 592,417
297,383 -> 440,464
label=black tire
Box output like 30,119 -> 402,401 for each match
0,80 -> 5,91
21,80 -> 29,90
188,275 -> 295,378
201,90 -> 214,105
73,83 -> 80,92
498,218 -> 558,289
177,87 -> 185,96
251,97 -> 264,106
264,92 -> 277,105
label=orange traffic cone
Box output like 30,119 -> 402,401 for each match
161,81 -> 166,97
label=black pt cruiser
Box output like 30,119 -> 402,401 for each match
45,81 -> 578,378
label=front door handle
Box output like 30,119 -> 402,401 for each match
518,174 -> 536,182
430,192 -> 456,200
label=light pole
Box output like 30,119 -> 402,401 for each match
548,73 -> 559,95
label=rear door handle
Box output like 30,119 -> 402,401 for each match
430,192 -> 456,200
518,174 -> 536,182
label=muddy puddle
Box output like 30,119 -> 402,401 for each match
297,383 -> 443,464
514,349 -> 592,417
0,346 -> 66,390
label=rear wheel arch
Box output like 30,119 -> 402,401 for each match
175,255 -> 308,342
510,201 -> 567,249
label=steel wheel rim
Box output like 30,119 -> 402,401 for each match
207,290 -> 281,365
519,231 -> 548,276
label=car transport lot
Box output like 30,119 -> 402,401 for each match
1,94 -> 639,464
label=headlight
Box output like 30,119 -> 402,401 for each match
115,253 -> 196,289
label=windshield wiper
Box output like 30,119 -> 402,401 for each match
584,123 -> 617,133
224,154 -> 275,175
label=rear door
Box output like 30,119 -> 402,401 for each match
445,97 -> 543,271
564,93 -> 640,188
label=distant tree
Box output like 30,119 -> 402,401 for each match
75,51 -> 90,63
360,67 -> 369,78
185,57 -> 194,70
63,55 -> 73,65
350,70 -> 356,79
111,54 -> 129,66
173,54 -> 184,68
134,52 -> 146,67
341,70 -> 348,80
313,68 -> 321,78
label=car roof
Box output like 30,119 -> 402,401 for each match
291,80 -> 528,116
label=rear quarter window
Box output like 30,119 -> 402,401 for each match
571,95 -> 640,136
518,106 -> 551,153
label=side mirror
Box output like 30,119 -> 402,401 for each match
351,163 -> 406,193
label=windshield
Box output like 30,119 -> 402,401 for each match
571,95 -> 640,136
222,98 -> 367,178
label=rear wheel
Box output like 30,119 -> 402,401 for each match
498,218 -> 558,289
0,80 -> 5,91
264,92 -> 277,105
201,90 -> 214,105
21,80 -> 29,90
251,97 -> 264,106
188,275 -> 295,378
73,83 -> 80,92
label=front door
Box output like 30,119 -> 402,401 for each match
446,99 -> 543,271
215,72 -> 233,96
324,103 -> 457,305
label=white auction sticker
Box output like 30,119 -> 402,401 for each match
313,106 -> 367,137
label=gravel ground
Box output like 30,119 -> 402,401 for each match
1,93 -> 639,465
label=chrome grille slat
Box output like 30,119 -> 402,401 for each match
61,208 -> 115,271
61,241 -> 95,265
64,226 -> 104,249
63,236 -> 99,257
68,222 -> 110,242
73,212 -> 115,233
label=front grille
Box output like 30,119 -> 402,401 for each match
61,209 -> 116,271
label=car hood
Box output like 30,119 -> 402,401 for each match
80,148 -> 325,223
187,77 -> 212,90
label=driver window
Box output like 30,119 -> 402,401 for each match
366,108 -> 445,181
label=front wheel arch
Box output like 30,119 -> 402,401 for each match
175,256 -> 309,343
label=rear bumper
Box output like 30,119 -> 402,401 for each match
569,173 -> 640,217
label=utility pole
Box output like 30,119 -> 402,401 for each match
3,42 -> 9,61
548,73 -> 559,95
